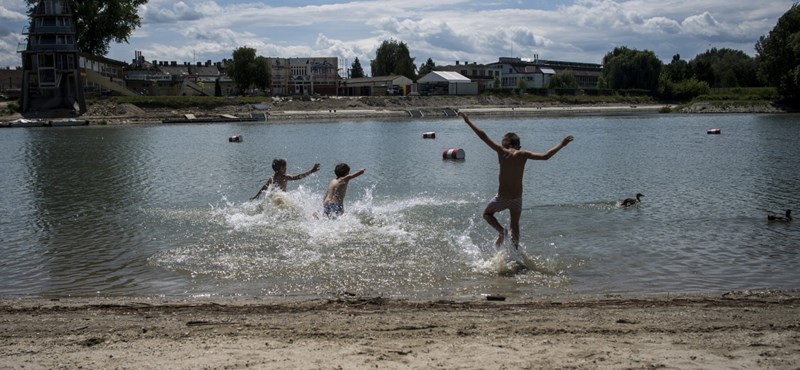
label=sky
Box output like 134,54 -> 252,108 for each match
0,0 -> 796,76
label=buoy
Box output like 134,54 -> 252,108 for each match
228,135 -> 243,142
707,128 -> 721,135
423,132 -> 436,139
442,148 -> 465,160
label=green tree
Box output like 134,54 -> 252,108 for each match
350,57 -> 365,78
516,77 -> 528,94
690,48 -> 759,88
418,58 -> 436,77
601,46 -> 662,91
230,46 -> 257,94
664,54 -> 691,82
214,78 -> 222,97
27,0 -> 148,56
253,56 -> 272,93
756,3 -> 800,104
371,39 -> 416,79
548,69 -> 579,89
658,72 -> 710,101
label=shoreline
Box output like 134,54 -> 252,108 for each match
2,291 -> 799,369
3,98 -> 788,126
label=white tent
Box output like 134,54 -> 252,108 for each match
418,71 -> 470,83
417,71 -> 477,95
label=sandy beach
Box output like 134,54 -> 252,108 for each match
1,291 -> 798,369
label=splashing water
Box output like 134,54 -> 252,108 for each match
148,185 -> 571,297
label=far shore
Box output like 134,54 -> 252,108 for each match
1,96 -> 788,126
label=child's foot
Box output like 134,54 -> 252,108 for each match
493,228 -> 508,249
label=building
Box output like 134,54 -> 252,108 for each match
80,52 -> 132,97
124,52 -> 233,96
271,57 -> 339,96
340,75 -> 413,96
487,57 -> 602,90
19,0 -> 86,116
434,61 -> 501,91
416,71 -> 477,95
0,68 -> 23,99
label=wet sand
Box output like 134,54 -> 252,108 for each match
2,291 -> 799,369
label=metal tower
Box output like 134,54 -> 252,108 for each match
19,0 -> 86,116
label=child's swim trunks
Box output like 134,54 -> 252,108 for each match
485,195 -> 522,214
323,202 -> 344,218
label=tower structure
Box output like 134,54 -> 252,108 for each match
19,0 -> 86,116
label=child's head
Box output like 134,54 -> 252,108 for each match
272,158 -> 287,173
334,163 -> 350,178
502,133 -> 521,149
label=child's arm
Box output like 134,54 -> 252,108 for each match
251,177 -> 273,199
525,135 -> 574,160
286,163 -> 321,181
458,112 -> 503,153
341,168 -> 365,182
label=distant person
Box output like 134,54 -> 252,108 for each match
252,158 -> 320,200
458,111 -> 573,249
322,163 -> 365,218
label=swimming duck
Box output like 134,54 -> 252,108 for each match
768,209 -> 792,222
621,193 -> 644,207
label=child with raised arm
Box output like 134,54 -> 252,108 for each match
252,158 -> 320,200
458,111 -> 573,249
322,163 -> 365,218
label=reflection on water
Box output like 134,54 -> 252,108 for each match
0,114 -> 798,298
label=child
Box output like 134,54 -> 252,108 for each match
458,111 -> 573,249
252,158 -> 320,200
322,163 -> 365,218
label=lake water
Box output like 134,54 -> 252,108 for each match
1,113 -> 798,299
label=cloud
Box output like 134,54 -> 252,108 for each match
141,0 -> 222,23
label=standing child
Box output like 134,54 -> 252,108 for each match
322,163 -> 365,218
252,158 -> 320,200
459,112 -> 573,249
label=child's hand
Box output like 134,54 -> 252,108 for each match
562,135 -> 574,146
311,163 -> 321,172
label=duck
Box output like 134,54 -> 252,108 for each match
768,209 -> 792,222
621,193 -> 644,207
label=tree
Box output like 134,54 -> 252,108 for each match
253,56 -> 272,93
663,54 -> 691,83
350,58 -> 365,78
370,39 -> 416,80
230,47 -> 257,94
690,48 -> 759,88
548,69 -> 579,89
214,78 -> 222,97
516,77 -> 528,94
756,3 -> 800,104
418,58 -> 436,77
27,0 -> 148,56
601,46 -> 662,91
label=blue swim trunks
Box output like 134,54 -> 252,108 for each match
323,202 -> 344,218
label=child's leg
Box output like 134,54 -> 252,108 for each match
509,207 -> 522,249
483,205 -> 506,246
